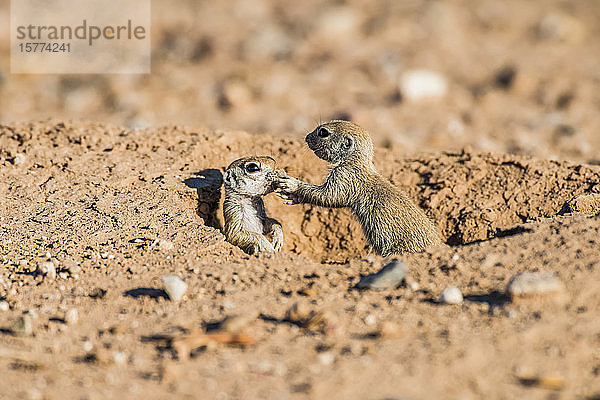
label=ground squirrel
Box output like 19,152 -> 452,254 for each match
223,156 -> 284,254
278,120 -> 441,256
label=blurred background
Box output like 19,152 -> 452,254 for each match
0,0 -> 599,162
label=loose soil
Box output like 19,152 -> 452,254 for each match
1,121 -> 599,399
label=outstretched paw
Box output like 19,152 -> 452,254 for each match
276,176 -> 300,193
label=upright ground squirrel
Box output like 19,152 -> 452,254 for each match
277,120 -> 441,256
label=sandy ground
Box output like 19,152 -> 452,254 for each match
1,0 -> 600,399
0,121 -> 599,400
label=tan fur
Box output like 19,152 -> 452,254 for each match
278,120 -> 441,256
223,156 -> 283,255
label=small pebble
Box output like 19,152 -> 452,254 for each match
356,259 -> 408,290
401,69 -> 448,102
82,341 -> 93,352
158,239 -> 174,251
161,275 -> 187,302
0,301 -> 9,311
112,351 -> 127,365
37,261 -> 56,280
318,352 -> 335,366
506,272 -> 565,299
364,314 -> 376,326
65,308 -> 79,325
12,153 -> 26,166
440,286 -> 463,304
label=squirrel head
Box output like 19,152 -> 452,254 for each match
223,156 -> 280,196
305,120 -> 374,165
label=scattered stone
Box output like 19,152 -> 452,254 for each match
318,352 -> 335,366
65,308 -> 79,325
36,261 -> 56,280
364,314 -> 376,326
12,153 -> 26,166
356,259 -> 408,290
162,276 -> 187,302
11,314 -> 34,336
506,272 -> 566,300
405,277 -> 419,291
158,239 -> 174,251
112,351 -> 127,365
0,301 -> 9,312
400,69 -> 448,102
440,286 -> 463,304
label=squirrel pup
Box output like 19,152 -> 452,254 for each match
278,120 -> 441,256
223,156 -> 283,255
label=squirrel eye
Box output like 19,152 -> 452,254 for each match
317,127 -> 330,138
245,163 -> 261,173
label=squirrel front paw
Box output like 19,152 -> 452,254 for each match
276,176 -> 302,204
276,175 -> 300,192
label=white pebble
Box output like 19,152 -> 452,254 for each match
13,153 -> 26,166
440,286 -> 463,304
318,352 -> 335,366
65,308 -> 79,325
364,314 -> 376,326
0,301 -> 9,311
161,275 -> 187,302
401,69 -> 448,102
112,351 -> 127,365
158,239 -> 174,251
37,261 -> 56,280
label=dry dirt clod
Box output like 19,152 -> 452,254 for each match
162,276 -> 187,302
506,272 -> 566,300
10,314 -> 34,336
563,193 -> 600,215
356,259 -> 408,290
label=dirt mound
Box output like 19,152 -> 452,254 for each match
179,126 -> 600,262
